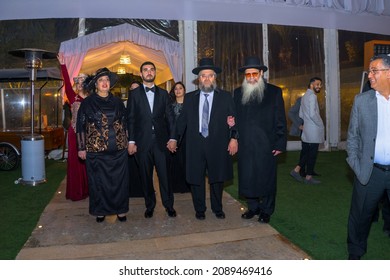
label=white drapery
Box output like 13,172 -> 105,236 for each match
3,1 -> 390,36
252,0 -> 387,15
3,0 -> 390,17
58,23 -> 183,85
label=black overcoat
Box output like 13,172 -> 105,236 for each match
177,88 -> 238,185
233,84 -> 287,197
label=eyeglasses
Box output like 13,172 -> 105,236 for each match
367,69 -> 389,75
199,74 -> 215,80
245,72 -> 260,79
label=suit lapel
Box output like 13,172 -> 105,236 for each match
194,90 -> 201,129
152,87 -> 159,116
140,87 -> 153,114
209,89 -> 220,127
366,90 -> 378,137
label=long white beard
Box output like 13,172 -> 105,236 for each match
241,77 -> 265,105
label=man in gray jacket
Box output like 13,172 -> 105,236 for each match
290,77 -> 324,184
346,54 -> 390,260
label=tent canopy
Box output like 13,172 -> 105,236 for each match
59,23 -> 183,85
1,0 -> 390,36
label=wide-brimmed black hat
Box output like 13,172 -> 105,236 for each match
192,57 -> 222,75
87,67 -> 118,90
238,56 -> 268,73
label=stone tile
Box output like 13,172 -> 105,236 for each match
16,177 -> 310,260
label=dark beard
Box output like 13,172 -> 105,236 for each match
241,77 -> 265,104
199,80 -> 217,93
142,74 -> 155,83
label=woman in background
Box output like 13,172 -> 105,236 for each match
168,82 -> 190,193
123,81 -> 141,108
127,80 -> 143,197
58,54 -> 89,201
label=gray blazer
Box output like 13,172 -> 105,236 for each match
299,89 -> 324,143
288,97 -> 303,137
346,89 -> 377,185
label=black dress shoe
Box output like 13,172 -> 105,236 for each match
241,209 -> 260,219
117,215 -> 127,222
96,216 -> 105,223
258,213 -> 270,223
195,212 -> 206,220
348,254 -> 361,260
214,211 -> 225,219
144,209 -> 154,218
166,208 -> 177,217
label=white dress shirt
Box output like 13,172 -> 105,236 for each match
374,91 -> 390,165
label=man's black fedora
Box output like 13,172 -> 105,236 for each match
238,56 -> 268,73
192,57 -> 222,75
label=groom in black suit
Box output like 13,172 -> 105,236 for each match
127,61 -> 177,218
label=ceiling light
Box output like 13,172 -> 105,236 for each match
120,54 -> 131,65
117,66 -> 126,75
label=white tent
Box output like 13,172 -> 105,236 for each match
58,23 -> 183,85
1,0 -> 390,36
2,0 -> 390,149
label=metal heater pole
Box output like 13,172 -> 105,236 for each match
9,48 -> 56,186
30,68 -> 37,135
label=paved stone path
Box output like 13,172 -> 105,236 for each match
16,178 -> 310,260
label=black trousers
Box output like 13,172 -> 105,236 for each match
347,165 -> 390,257
190,182 -> 224,214
189,135 -> 224,213
136,137 -> 174,211
246,193 -> 276,216
298,141 -> 319,175
382,196 -> 390,230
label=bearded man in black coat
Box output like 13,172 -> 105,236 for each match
233,56 -> 287,223
176,58 -> 238,220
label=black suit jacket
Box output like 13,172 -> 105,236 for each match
176,88 -> 238,185
127,86 -> 175,153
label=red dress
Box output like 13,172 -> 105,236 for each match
61,64 -> 89,201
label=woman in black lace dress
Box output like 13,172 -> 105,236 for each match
77,68 -> 129,223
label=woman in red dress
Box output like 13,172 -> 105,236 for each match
58,55 -> 89,201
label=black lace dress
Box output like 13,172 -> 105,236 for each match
77,93 -> 129,216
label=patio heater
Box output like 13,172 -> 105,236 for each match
9,48 -> 56,185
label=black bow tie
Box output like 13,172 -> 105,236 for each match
145,86 -> 155,93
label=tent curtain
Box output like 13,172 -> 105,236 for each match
58,23 -> 183,83
2,1 -> 390,36
260,0 -> 386,15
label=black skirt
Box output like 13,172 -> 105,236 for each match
86,149 -> 129,216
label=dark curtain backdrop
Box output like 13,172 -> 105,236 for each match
198,22 -> 263,92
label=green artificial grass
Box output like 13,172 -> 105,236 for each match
0,159 -> 66,259
226,150 -> 390,260
1,151 -> 389,260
